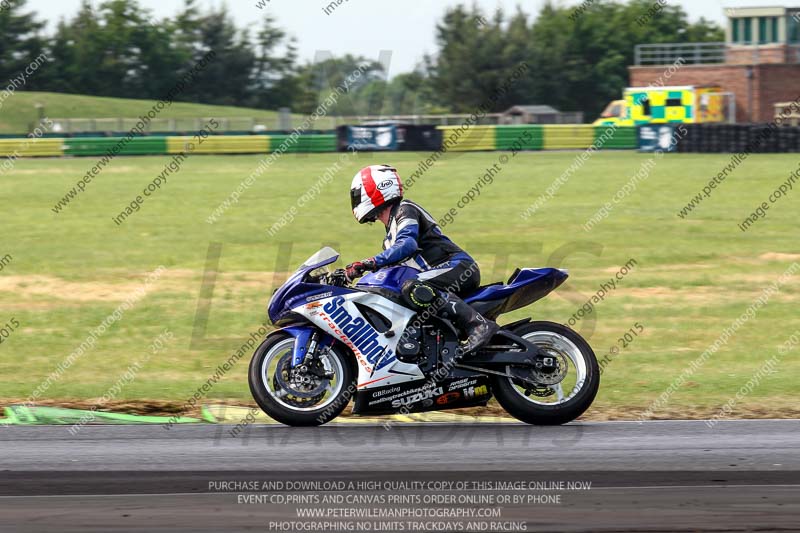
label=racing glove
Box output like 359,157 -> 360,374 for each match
345,258 -> 377,281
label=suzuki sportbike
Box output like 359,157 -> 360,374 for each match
249,248 -> 599,426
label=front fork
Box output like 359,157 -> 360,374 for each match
281,326 -> 335,369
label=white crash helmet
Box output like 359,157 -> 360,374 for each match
350,164 -> 403,223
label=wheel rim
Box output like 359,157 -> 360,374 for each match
260,338 -> 345,412
505,330 -> 588,406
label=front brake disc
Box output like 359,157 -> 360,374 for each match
272,353 -> 328,407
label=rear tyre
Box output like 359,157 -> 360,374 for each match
491,321 -> 599,425
248,332 -> 355,426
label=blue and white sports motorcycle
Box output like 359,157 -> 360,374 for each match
249,248 -> 599,426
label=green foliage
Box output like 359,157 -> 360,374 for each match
1,0 -> 295,108
0,0 -> 47,87
427,1 -> 724,117
289,54 -> 386,116
0,0 -> 724,120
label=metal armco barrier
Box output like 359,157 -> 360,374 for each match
542,125 -> 595,150
0,125 -> 641,158
495,125 -> 544,150
13,125 -> 800,157
597,125 -> 638,149
266,134 -> 335,153
439,124 -> 637,151
0,138 -> 64,157
166,135 -> 269,154
65,136 -> 168,156
438,125 -> 497,151
0,134 -> 336,158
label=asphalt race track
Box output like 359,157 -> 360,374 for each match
1,420 -> 798,532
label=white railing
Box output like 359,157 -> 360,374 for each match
48,117 -> 297,134
634,42 -> 800,65
332,112 -> 584,125
49,111 -> 587,134
332,114 -> 503,126
635,42 -> 727,65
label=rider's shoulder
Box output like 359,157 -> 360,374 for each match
396,200 -> 421,219
398,199 -> 437,225
399,199 -> 432,217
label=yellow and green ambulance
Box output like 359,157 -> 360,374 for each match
593,86 -> 728,126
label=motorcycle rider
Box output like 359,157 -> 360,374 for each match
346,164 -> 499,355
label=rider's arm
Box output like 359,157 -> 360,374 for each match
373,215 -> 419,268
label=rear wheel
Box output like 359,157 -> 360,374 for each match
248,332 -> 355,426
490,321 -> 599,425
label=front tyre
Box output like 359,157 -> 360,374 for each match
491,321 -> 599,425
248,332 -> 355,426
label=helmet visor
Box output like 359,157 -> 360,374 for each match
350,187 -> 361,211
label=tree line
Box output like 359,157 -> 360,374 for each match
0,0 -> 722,119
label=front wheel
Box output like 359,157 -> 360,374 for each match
248,332 -> 356,426
491,321 -> 599,425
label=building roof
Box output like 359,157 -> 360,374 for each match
626,85 -> 700,91
725,6 -> 794,17
504,105 -> 560,115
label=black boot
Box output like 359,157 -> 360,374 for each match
439,293 -> 500,357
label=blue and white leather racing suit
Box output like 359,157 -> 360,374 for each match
373,200 -> 481,297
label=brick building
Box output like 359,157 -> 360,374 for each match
629,6 -> 800,122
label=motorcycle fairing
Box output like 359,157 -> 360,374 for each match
276,326 -> 336,367
356,266 -> 419,293
465,267 -> 569,319
290,290 -> 426,390
268,248 -> 345,324
353,373 -> 492,415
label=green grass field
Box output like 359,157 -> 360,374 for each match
1,150 -> 798,419
1,92 -> 335,134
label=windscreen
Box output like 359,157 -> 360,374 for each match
287,247 -> 340,281
301,247 -> 339,269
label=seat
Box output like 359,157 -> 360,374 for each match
461,281 -> 502,299
461,268 -> 520,298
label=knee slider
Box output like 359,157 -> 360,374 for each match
401,280 -> 438,310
